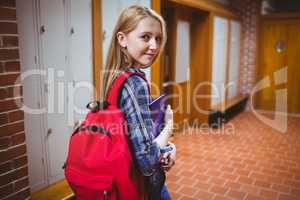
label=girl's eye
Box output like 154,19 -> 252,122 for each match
141,35 -> 150,41
156,36 -> 162,44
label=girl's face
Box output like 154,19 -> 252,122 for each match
118,17 -> 163,68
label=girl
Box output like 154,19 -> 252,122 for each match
102,5 -> 176,200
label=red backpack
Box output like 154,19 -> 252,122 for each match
64,72 -> 147,200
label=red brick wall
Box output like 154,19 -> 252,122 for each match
230,0 -> 261,95
0,0 -> 30,199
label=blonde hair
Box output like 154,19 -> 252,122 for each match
101,5 -> 167,100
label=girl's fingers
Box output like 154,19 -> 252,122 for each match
163,152 -> 170,158
161,158 -> 175,171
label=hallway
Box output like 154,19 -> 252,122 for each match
166,112 -> 300,200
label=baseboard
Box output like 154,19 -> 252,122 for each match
209,96 -> 249,127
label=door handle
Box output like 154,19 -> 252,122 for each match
70,27 -> 75,35
47,128 -> 53,137
40,25 -> 46,34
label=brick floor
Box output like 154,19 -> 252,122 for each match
166,112 -> 300,200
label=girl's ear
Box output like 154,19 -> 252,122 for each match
117,32 -> 127,48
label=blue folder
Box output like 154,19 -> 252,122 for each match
149,94 -> 168,138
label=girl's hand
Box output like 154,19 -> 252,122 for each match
160,152 -> 175,172
168,142 -> 176,161
160,142 -> 176,172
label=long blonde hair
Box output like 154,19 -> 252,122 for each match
101,5 -> 167,100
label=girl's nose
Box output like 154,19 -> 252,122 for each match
149,38 -> 158,50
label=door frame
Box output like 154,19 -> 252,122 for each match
92,0 -> 102,99
160,2 -> 213,127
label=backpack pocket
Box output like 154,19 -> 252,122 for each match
65,167 -> 116,200
71,185 -> 115,200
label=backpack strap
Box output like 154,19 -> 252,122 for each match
106,71 -> 149,107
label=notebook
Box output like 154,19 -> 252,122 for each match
149,94 -> 168,138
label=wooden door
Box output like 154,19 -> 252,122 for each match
162,4 -> 212,128
256,19 -> 300,114
163,7 -> 192,129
